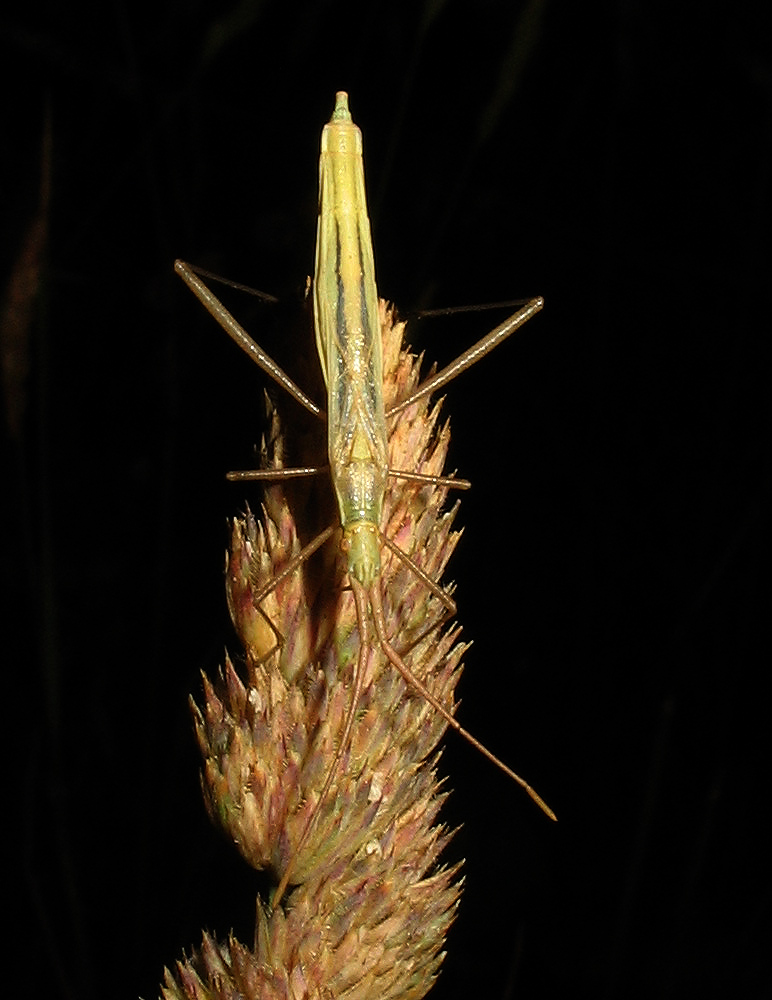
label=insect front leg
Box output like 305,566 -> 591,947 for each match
378,528 -> 458,655
240,523 -> 335,663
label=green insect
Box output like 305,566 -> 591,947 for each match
176,92 -> 551,905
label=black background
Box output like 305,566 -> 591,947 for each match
4,2 -> 769,998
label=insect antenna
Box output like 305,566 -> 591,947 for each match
269,509 -> 557,913
270,574 -> 373,910
366,579 -> 556,821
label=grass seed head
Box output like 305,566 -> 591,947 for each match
165,304 -> 466,1000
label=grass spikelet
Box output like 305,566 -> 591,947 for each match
163,302 -> 467,1000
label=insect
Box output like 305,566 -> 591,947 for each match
176,91 -> 551,906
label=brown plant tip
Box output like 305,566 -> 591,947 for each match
165,303 -> 467,1000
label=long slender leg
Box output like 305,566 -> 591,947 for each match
178,263 -> 280,303
175,260 -> 325,419
388,469 -> 471,490
378,528 -> 458,653
386,297 -> 543,419
247,525 -> 336,661
378,471 -> 470,648
227,466 -> 327,481
229,467 -> 468,486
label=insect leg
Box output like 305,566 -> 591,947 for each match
175,259 -> 325,419
378,528 -> 458,652
244,524 -> 335,662
228,466 -> 328,482
388,469 -> 471,490
386,297 -> 544,419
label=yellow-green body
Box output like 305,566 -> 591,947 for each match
173,95 -> 554,876
314,92 -> 388,588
